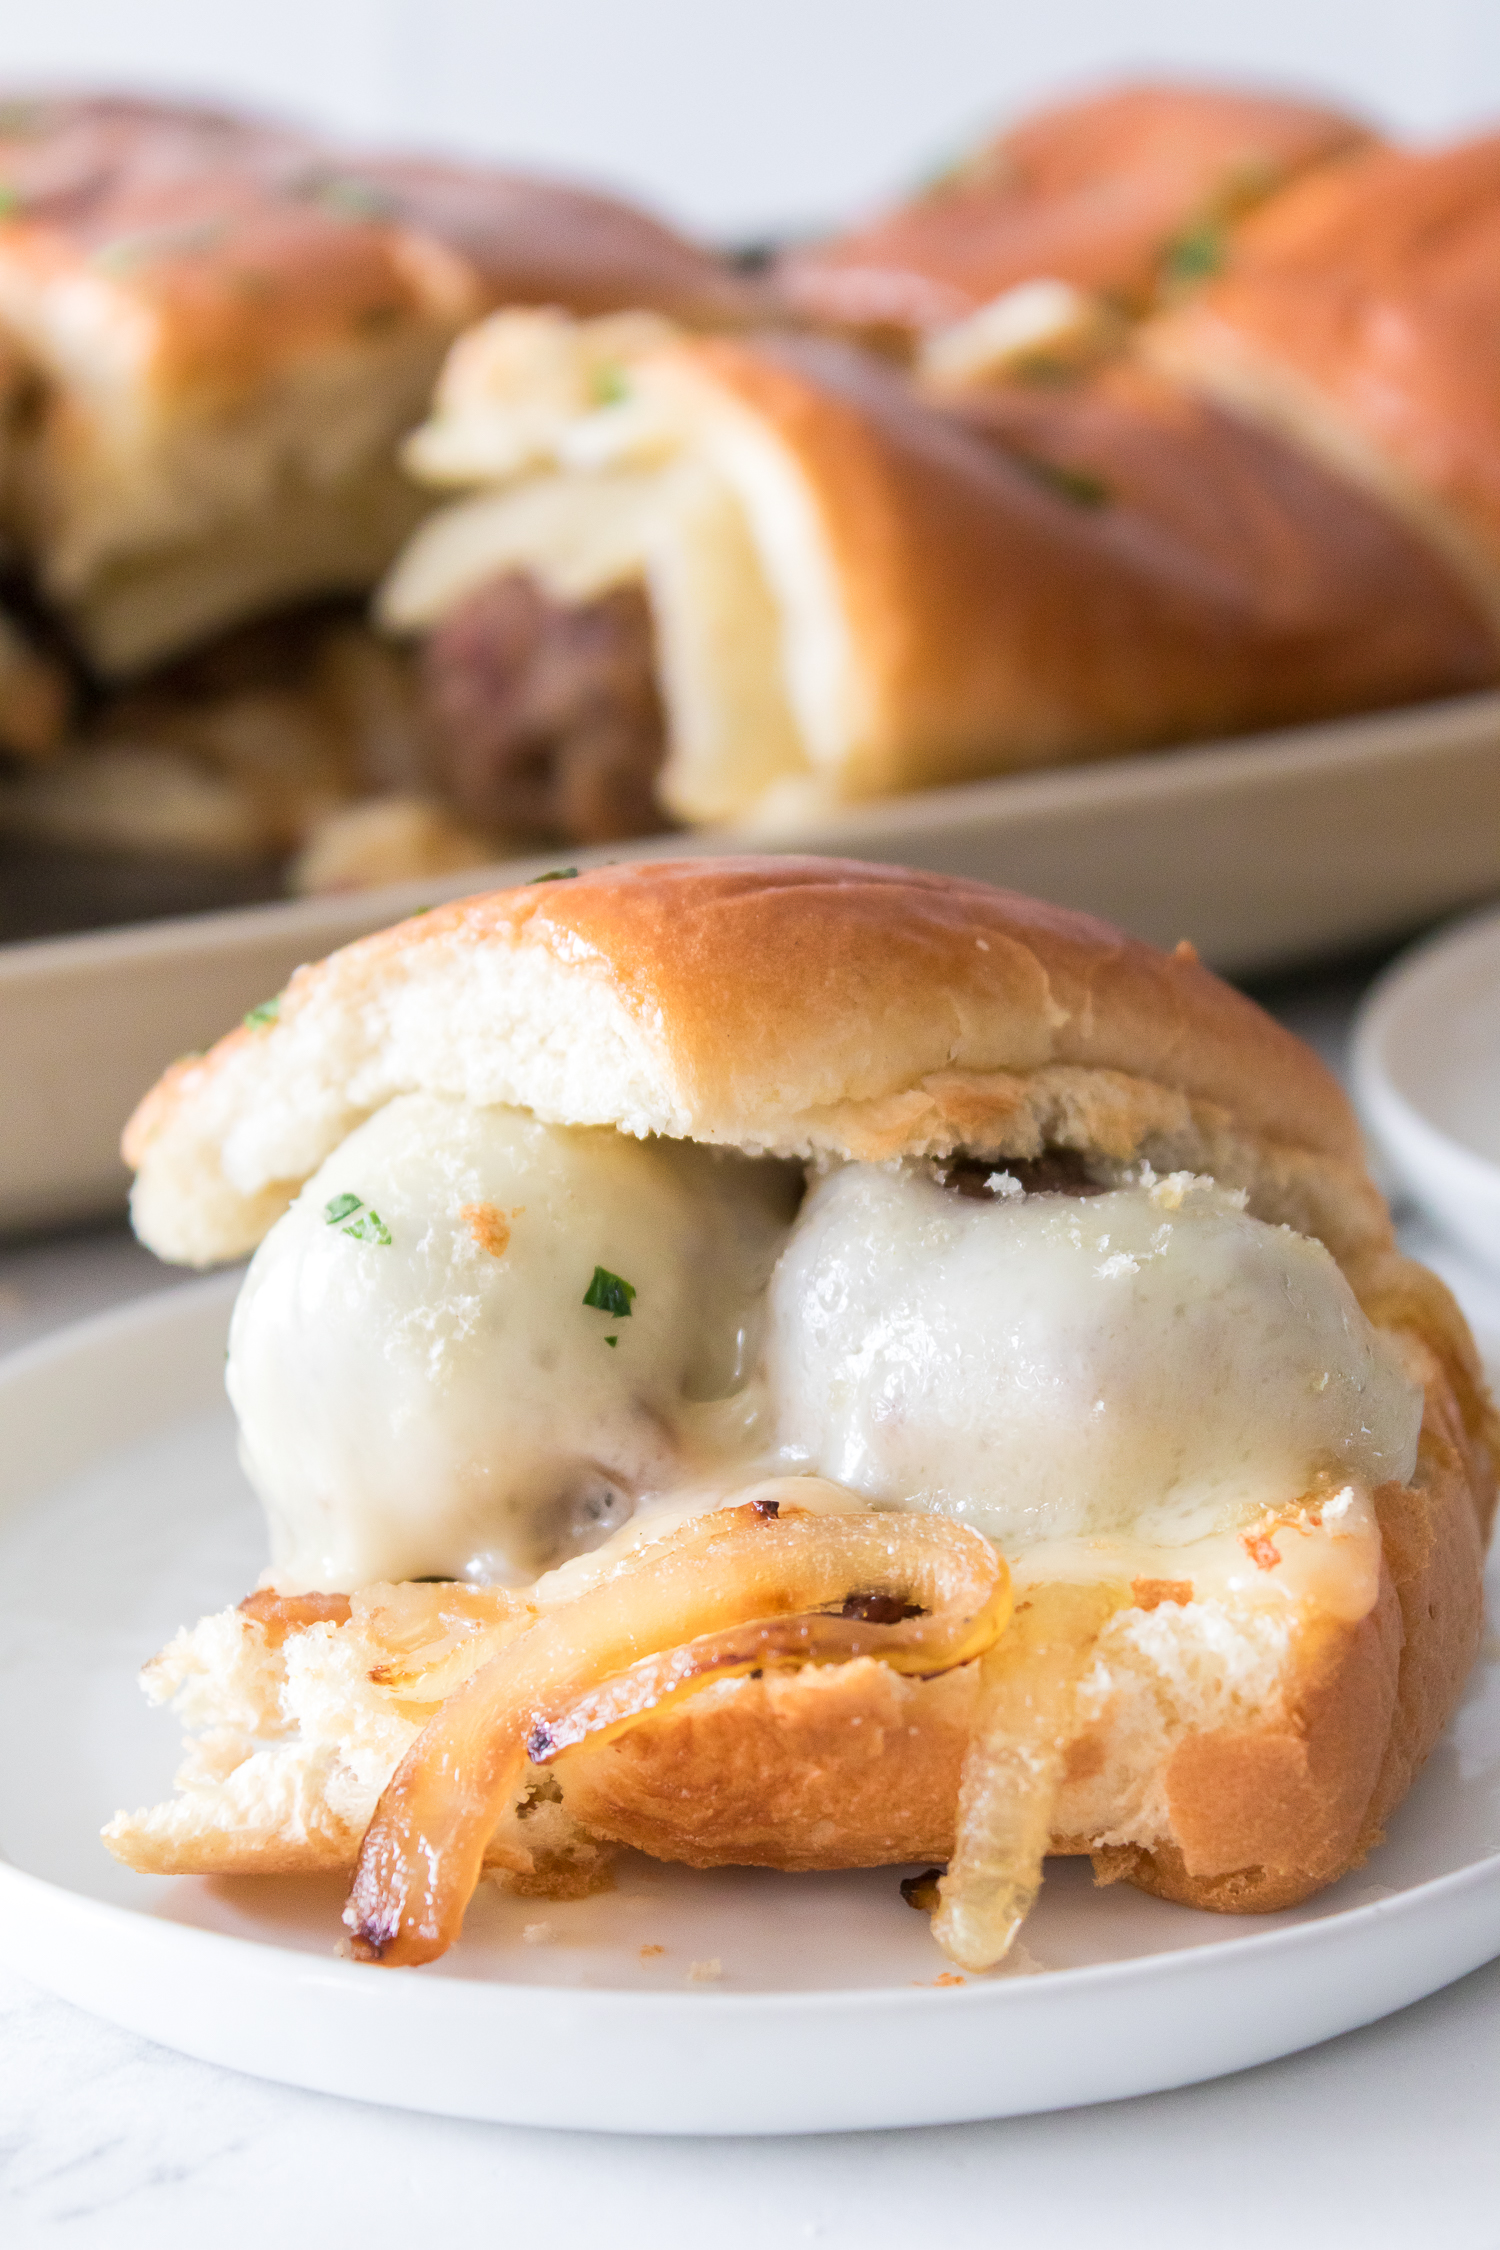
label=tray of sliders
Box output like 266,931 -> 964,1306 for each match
6,81 -> 1500,1232
1,856 -> 1496,2131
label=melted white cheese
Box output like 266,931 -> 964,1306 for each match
228,1105 -> 1423,1633
227,1094 -> 796,1590
765,1166 -> 1422,1548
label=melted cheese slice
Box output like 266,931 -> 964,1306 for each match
228,1108 -> 1422,1627
227,1094 -> 796,1590
765,1165 -> 1421,1549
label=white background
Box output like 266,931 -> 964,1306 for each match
3,1 -> 1500,239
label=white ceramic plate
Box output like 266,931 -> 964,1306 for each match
2,1280 -> 1500,2133
8,686 -> 1500,1236
1354,905 -> 1500,1276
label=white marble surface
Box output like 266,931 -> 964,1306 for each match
4,966 -> 1500,2248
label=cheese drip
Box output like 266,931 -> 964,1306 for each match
227,1094 -> 797,1590
766,1165 -> 1422,1547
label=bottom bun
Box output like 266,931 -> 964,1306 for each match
105,1343 -> 1490,1922
559,1345 -> 1483,1909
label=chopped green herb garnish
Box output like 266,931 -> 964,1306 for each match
528,866 -> 579,883
589,361 -> 631,407
583,1266 -> 636,1320
308,175 -> 396,222
243,992 -> 282,1030
344,1208 -> 393,1246
604,1334 -> 619,1347
92,218 -> 228,273
1010,453 -> 1110,509
322,1191 -> 392,1244
914,142 -> 990,199
1162,223 -> 1225,283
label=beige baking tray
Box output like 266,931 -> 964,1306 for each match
5,686 -> 1500,1235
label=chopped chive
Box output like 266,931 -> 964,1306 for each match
1163,223 -> 1225,283
305,174 -> 396,221
589,361 -> 630,406
528,866 -> 579,884
243,993 -> 281,1030
583,1266 -> 636,1319
322,1192 -> 392,1244
1010,453 -> 1110,508
344,1208 -> 393,1246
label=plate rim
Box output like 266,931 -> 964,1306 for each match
1352,902 -> 1500,1215
4,1824 -> 1500,2025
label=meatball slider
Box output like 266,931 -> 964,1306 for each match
108,859 -> 1496,1969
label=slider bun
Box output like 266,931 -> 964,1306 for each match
112,859 -> 1497,1915
1142,133 -> 1500,630
668,339 -> 1497,802
780,81 -> 1374,335
124,853 -> 1388,1268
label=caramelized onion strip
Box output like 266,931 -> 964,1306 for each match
932,1580 -> 1127,1972
344,1500 -> 1008,1967
238,1589 -> 352,1648
529,1580 -> 1008,1763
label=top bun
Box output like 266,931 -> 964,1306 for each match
780,81 -> 1373,334
123,856 -> 1386,1267
1143,133 -> 1500,626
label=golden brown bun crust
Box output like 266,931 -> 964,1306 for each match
676,338 -> 1497,795
454,856 -> 1356,1152
0,93 -> 757,408
780,82 -> 1374,332
948,363 -> 1500,724
558,1343 -> 1492,1910
561,1661 -> 977,1871
125,853 -> 1362,1175
1142,134 -> 1500,590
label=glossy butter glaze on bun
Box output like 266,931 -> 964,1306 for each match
126,855 -> 1381,1265
779,81 -> 1374,339
1143,132 -> 1500,627
109,859 -> 1496,1956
